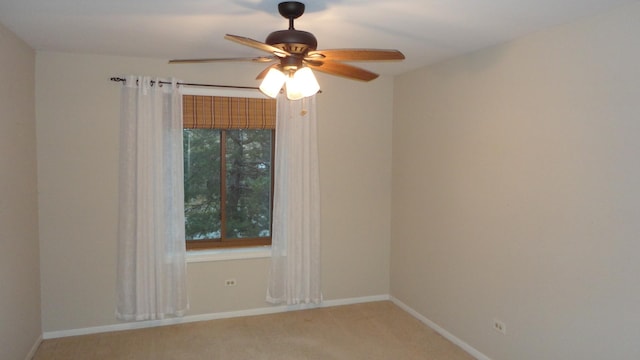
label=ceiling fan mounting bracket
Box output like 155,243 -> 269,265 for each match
278,1 -> 306,28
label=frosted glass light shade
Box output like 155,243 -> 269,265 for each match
285,76 -> 304,100
294,67 -> 320,98
259,68 -> 286,98
285,67 -> 320,100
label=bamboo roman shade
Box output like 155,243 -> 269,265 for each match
183,95 -> 276,129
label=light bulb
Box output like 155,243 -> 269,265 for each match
259,68 -> 286,98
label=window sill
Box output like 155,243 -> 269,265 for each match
186,246 -> 272,263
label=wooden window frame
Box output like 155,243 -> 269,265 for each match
185,129 -> 274,250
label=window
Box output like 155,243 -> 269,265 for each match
182,90 -> 276,250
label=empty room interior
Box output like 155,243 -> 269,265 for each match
2,1 -> 640,359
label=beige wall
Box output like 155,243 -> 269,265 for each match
391,3 -> 640,360
35,52 -> 393,332
0,22 -> 41,360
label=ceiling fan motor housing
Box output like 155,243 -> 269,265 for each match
266,29 -> 318,55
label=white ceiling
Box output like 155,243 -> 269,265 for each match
0,0 -> 634,76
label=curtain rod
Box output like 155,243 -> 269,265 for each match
110,77 -> 259,90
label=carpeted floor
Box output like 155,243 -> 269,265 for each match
33,301 -> 475,359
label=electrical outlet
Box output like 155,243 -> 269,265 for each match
492,319 -> 506,335
225,278 -> 237,287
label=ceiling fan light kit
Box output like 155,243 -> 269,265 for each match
169,1 -> 405,100
259,68 -> 287,98
288,67 -> 320,100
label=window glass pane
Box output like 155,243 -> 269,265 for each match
225,129 -> 272,239
183,129 -> 221,240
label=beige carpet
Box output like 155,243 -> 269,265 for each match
33,301 -> 475,359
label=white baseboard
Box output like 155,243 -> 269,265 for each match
39,294 -> 491,360
42,294 -> 391,340
25,334 -> 42,360
390,296 -> 491,360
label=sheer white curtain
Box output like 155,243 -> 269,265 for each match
267,95 -> 322,305
116,75 -> 188,321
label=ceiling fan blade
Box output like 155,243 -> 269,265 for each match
225,34 -> 290,57
169,56 -> 276,64
306,49 -> 405,61
304,60 -> 379,82
256,64 -> 279,80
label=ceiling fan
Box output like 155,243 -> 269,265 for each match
169,1 -> 405,99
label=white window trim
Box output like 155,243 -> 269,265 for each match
187,246 -> 272,263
